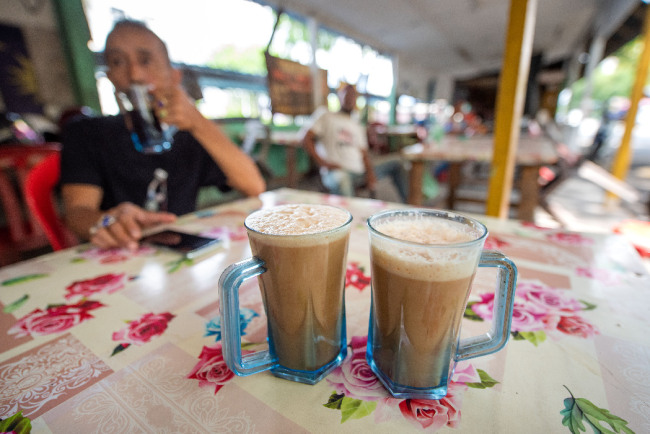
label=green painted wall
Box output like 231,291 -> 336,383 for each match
52,0 -> 100,111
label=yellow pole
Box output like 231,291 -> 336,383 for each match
610,4 -> 650,185
485,0 -> 538,218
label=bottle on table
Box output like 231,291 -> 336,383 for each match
144,168 -> 168,212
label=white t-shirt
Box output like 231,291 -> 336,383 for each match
308,110 -> 368,174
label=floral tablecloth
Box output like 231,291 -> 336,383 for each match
1,188 -> 649,433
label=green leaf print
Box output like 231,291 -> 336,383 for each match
466,369 -> 499,389
511,332 -> 526,341
340,397 -> 376,423
110,343 -> 130,357
324,392 -> 376,423
560,386 -> 634,434
3,294 -> 29,313
323,392 -> 345,410
464,302 -> 482,321
1,273 -> 47,286
241,342 -> 261,351
166,258 -> 194,273
0,410 -> 32,434
579,300 -> 597,311
517,331 -> 547,346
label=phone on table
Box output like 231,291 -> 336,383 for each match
141,230 -> 220,258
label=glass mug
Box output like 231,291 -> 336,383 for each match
219,204 -> 352,384
115,84 -> 175,154
366,209 -> 517,400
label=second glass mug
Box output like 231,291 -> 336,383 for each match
219,204 -> 352,384
366,209 -> 517,400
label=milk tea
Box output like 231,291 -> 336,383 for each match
369,216 -> 482,388
245,204 -> 351,371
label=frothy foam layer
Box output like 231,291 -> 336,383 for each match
371,217 -> 483,281
246,204 -> 351,246
374,218 -> 479,245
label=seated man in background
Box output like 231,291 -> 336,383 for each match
61,19 -> 265,251
301,83 -> 408,201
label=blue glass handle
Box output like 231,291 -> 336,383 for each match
218,257 -> 278,375
456,251 -> 517,361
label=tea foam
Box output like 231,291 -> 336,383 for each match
371,217 -> 482,281
246,204 -> 351,246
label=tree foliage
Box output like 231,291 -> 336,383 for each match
207,11 -> 339,75
569,36 -> 650,113
207,45 -> 267,75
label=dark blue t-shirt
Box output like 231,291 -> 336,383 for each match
60,115 -> 230,215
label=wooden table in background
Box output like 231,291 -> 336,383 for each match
377,124 -> 419,152
402,135 -> 558,221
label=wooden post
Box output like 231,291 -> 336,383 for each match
610,4 -> 650,185
485,0 -> 537,218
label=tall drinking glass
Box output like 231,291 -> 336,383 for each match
219,204 -> 352,384
115,84 -> 175,154
366,209 -> 517,399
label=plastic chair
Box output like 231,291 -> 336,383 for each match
0,144 -> 63,264
24,153 -> 77,251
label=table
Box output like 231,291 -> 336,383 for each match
384,124 -> 418,145
402,135 -> 558,221
1,188 -> 649,433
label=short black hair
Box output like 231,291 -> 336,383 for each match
105,19 -> 171,65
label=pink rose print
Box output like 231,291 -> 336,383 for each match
65,273 -> 126,300
518,282 -> 584,314
79,246 -> 155,264
484,236 -> 509,250
187,343 -> 235,394
399,384 -> 463,430
576,267 -> 622,286
8,300 -> 105,338
201,226 -> 247,242
556,315 -> 598,338
546,232 -> 593,246
325,336 -> 487,429
345,262 -> 371,291
327,335 -> 386,401
452,361 -> 481,384
520,221 -> 554,231
98,253 -> 129,263
509,301 -> 552,332
215,209 -> 248,218
112,312 -> 175,346
469,280 -> 598,343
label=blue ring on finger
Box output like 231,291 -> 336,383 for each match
100,215 -> 116,228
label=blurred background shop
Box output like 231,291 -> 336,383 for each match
1,0 -> 650,264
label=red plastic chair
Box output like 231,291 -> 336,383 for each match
0,144 -> 63,264
23,153 -> 77,251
